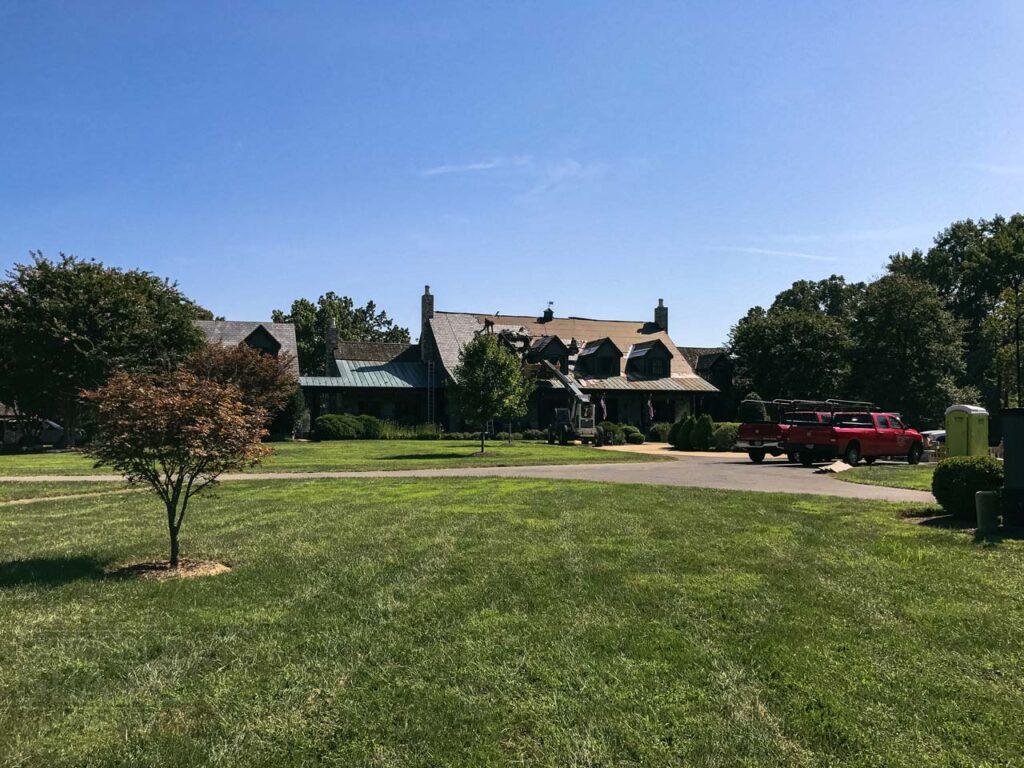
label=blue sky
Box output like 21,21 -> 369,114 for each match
2,1 -> 1023,345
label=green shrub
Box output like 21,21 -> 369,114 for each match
738,392 -> 768,423
598,421 -> 626,446
690,414 -> 714,451
626,432 -> 645,445
313,414 -> 361,441
932,456 -> 1003,520
523,429 -> 546,441
671,417 -> 695,450
495,432 -> 524,441
621,424 -> 642,436
648,422 -> 672,442
357,414 -> 383,439
712,422 -> 741,451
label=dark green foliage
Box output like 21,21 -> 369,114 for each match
495,432 -> 525,442
621,424 -> 642,436
729,276 -> 861,402
313,414 -> 362,440
0,253 -> 205,444
357,415 -> 383,440
523,429 -> 546,441
598,421 -> 626,446
671,417 -> 695,450
648,422 -> 672,442
932,456 -> 1004,520
737,394 -> 768,423
691,414 -> 714,451
626,432 -> 645,444
272,292 -> 410,376
452,334 -> 534,452
712,422 -> 741,451
851,274 -> 971,427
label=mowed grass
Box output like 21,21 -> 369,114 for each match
2,479 -> 1023,766
836,463 -> 935,491
0,481 -> 129,503
0,439 -> 661,477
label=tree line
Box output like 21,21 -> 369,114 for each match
729,214 -> 1024,427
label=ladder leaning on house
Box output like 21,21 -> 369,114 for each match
425,360 -> 436,426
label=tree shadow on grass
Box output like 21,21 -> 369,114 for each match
0,556 -> 108,588
382,453 -> 479,461
900,508 -> 1024,545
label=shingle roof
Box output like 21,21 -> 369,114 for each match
677,346 -> 727,370
194,320 -> 300,375
429,311 -> 716,393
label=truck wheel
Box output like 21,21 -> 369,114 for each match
907,443 -> 923,465
786,451 -> 797,463
547,431 -> 556,445
748,449 -> 766,464
843,442 -> 861,466
799,451 -> 815,467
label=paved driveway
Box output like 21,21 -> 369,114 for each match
1,452 -> 934,503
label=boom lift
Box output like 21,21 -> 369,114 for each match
542,360 -> 599,445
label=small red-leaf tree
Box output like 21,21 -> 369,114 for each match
84,369 -> 270,567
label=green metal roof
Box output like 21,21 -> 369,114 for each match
300,359 -> 438,390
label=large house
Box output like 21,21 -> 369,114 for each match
194,320 -> 301,377
300,287 -> 717,430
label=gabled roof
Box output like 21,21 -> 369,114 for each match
528,335 -> 568,355
195,320 -> 300,375
679,348 -> 729,374
627,338 -> 671,359
428,310 -> 713,392
577,337 -> 621,357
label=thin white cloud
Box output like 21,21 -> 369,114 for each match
717,246 -> 836,262
420,155 -> 532,177
966,162 -> 1024,177
524,159 -> 608,196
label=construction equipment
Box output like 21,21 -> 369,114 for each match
542,360 -> 599,445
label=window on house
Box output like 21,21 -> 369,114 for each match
649,358 -> 666,377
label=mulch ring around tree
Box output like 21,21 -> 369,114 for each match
106,559 -> 231,581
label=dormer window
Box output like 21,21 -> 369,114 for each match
626,339 -> 672,378
576,338 -> 622,377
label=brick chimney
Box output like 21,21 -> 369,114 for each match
420,286 -> 435,362
654,298 -> 668,332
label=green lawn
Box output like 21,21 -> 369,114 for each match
835,463 -> 935,491
0,439 -> 661,476
0,481 -> 129,503
2,478 -> 1022,766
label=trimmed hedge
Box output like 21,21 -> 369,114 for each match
712,422 -> 741,452
598,421 -> 626,446
523,429 -> 546,441
626,432 -> 645,445
671,417 -> 695,451
357,415 -> 383,440
648,422 -> 672,442
313,414 -> 362,440
932,456 -> 1003,520
691,414 -> 714,451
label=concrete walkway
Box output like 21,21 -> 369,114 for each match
0,452 -> 934,503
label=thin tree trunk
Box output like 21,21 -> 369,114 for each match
480,427 -> 485,454
167,503 -> 179,567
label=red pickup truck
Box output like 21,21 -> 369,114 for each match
787,411 -> 924,467
736,408 -> 830,463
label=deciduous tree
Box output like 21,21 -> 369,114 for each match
272,292 -> 410,375
0,253 -> 205,444
84,370 -> 269,567
452,333 -> 534,453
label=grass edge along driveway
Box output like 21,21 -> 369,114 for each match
2,477 -> 1022,766
834,463 -> 935,491
0,439 -> 666,476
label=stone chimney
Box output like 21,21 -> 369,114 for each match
325,318 -> 338,372
420,286 -> 435,362
654,298 -> 668,332
542,303 -> 554,322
